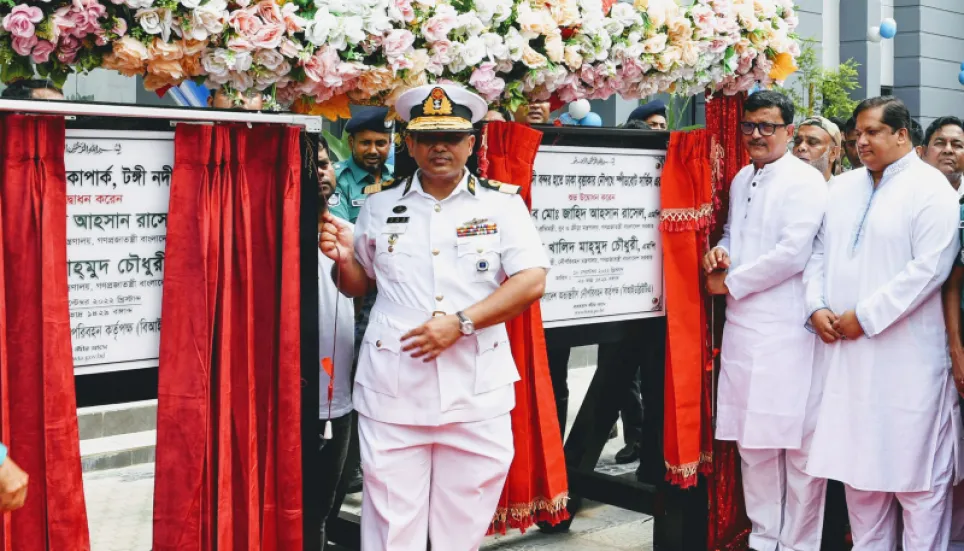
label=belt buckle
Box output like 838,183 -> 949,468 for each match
431,310 -> 446,318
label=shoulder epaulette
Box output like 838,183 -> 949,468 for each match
363,178 -> 400,195
479,178 -> 521,195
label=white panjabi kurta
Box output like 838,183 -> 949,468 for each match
714,152 -> 828,450
804,152 -> 964,492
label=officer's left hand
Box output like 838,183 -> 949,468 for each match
402,315 -> 462,362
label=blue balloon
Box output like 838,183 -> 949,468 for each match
558,112 -> 576,126
579,112 -> 603,127
959,70 -> 964,86
879,18 -> 897,39
960,61 -> 964,72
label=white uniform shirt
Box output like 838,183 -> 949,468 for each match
319,245 -> 355,420
352,170 -> 550,426
713,152 -> 828,449
804,153 -> 963,492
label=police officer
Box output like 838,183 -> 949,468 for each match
329,107 -> 395,223
319,84 -> 549,551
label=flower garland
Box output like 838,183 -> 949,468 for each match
0,0 -> 800,115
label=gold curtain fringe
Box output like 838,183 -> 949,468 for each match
490,491 -> 570,525
665,452 -> 715,487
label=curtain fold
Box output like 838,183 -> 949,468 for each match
153,123 -> 303,551
482,121 -> 570,534
659,129 -> 714,488
704,93 -> 751,551
0,114 -> 90,551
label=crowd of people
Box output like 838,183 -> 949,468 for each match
707,89 -> 964,551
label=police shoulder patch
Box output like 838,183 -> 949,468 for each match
480,178 -> 521,195
363,177 -> 400,195
327,193 -> 341,207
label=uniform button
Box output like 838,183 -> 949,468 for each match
752,182 -> 757,187
476,248 -> 484,253
494,342 -> 499,348
434,204 -> 441,212
435,294 -> 444,302
375,340 -> 382,348
432,248 -> 440,256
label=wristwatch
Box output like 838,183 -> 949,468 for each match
456,311 -> 475,336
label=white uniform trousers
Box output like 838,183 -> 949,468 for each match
358,413 -> 513,551
738,443 -> 827,551
844,407 -> 955,551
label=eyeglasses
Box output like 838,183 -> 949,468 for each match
740,122 -> 788,137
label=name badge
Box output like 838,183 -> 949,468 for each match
352,198 -> 366,207
383,224 -> 408,234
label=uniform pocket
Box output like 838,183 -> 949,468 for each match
356,323 -> 402,397
473,325 -> 519,394
457,234 -> 502,283
375,241 -> 412,282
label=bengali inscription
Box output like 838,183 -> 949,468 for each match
532,145 -> 665,328
65,130 -> 173,373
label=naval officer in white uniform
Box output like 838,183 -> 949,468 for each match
319,83 -> 549,551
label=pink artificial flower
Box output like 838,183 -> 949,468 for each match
3,5 -> 44,39
31,40 -> 56,63
421,9 -> 456,43
228,36 -> 255,52
280,3 -> 306,33
382,29 -> 414,59
280,38 -> 302,58
303,46 -> 338,83
228,8 -> 261,36
71,0 -> 107,36
11,34 -> 38,56
392,0 -> 414,22
468,61 -> 505,101
251,22 -> 285,49
254,0 -> 284,26
52,6 -> 75,38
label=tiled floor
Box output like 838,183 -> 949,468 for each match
83,355 -> 654,551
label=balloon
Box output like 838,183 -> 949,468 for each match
569,99 -> 591,121
960,61 -> 964,72
879,18 -> 897,39
579,112 -> 603,127
959,70 -> 964,86
558,112 -> 577,126
867,26 -> 881,43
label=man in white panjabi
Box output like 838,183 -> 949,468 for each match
805,96 -> 963,550
703,90 -> 828,551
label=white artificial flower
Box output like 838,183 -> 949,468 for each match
305,7 -> 332,46
136,7 -> 173,42
481,32 -> 508,61
459,35 -> 486,67
179,0 -> 202,10
328,15 -> 364,50
455,13 -> 485,37
184,0 -> 227,41
503,27 -> 527,61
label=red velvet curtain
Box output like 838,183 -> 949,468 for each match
704,93 -> 751,551
153,123 -> 303,551
659,129 -> 715,489
0,114 -> 90,551
482,122 -> 570,534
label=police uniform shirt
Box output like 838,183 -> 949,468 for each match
329,158 -> 394,223
351,169 -> 550,426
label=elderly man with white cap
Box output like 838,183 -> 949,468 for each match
793,116 -> 842,182
319,83 -> 550,551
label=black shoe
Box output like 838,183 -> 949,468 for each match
614,443 -> 639,464
345,467 -> 363,494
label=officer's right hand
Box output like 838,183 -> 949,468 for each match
320,212 -> 354,264
810,308 -> 841,344
0,457 -> 28,512
702,247 -> 730,274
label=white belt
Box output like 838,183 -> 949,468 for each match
371,297 -> 448,327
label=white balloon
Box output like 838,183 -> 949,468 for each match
569,99 -> 591,120
867,25 -> 882,43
